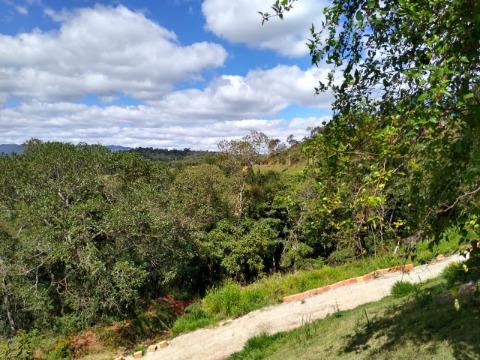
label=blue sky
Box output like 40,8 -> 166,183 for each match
0,0 -> 332,149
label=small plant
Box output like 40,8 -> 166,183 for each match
333,301 -> 342,318
391,281 -> 419,298
170,303 -> 215,337
328,248 -> 355,264
295,316 -> 321,344
132,343 -> 146,355
47,337 -> 72,360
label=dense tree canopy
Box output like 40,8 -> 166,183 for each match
263,0 -> 480,252
1,0 -> 479,345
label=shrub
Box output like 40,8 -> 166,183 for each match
202,281 -> 269,318
46,337 -> 72,360
415,224 -> 468,264
328,248 -> 355,264
437,226 -> 463,254
415,240 -> 435,264
391,281 -> 419,298
170,303 -> 215,337
280,243 -> 315,270
0,330 -> 54,360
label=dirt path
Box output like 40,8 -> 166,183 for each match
139,255 -> 462,360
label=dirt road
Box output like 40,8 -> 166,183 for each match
139,255 -> 462,360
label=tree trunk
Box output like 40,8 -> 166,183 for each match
3,292 -> 16,333
235,180 -> 245,218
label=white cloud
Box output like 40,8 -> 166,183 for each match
202,0 -> 326,57
0,63 -> 332,148
0,5 -> 227,101
150,65 -> 332,118
15,6 -> 28,15
0,4 -> 333,149
0,100 -> 329,149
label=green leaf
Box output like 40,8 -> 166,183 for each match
454,298 -> 461,312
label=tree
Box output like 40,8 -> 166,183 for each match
286,134 -> 298,147
267,138 -> 283,155
218,131 -> 271,217
205,218 -> 281,282
218,130 -> 270,169
0,142 -> 207,334
263,0 -> 480,259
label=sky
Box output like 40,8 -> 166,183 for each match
0,0 -> 332,149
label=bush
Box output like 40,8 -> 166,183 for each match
414,240 -> 435,264
202,281 -> 268,318
328,248 -> 355,264
0,330 -> 54,360
437,226 -> 463,254
280,243 -> 315,270
415,224 -> 467,263
391,281 -> 419,298
170,303 -> 215,337
47,338 -> 72,360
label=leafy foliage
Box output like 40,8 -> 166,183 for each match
1,1 -> 479,350
264,0 -> 480,260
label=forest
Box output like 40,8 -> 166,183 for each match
0,0 -> 479,358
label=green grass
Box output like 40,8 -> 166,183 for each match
230,278 -> 480,360
161,229 -> 467,338
253,162 -> 306,175
171,255 -> 406,336
391,281 -> 420,298
171,303 -> 217,336
415,227 -> 465,264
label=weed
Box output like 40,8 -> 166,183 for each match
132,344 -> 146,355
391,281 -> 419,298
295,316 -> 320,344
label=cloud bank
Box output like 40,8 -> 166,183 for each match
0,5 -> 227,101
0,3 -> 331,149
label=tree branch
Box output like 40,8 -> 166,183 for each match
437,185 -> 480,214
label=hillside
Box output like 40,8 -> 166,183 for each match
1,1 -> 479,358
231,273 -> 480,360
129,147 -> 214,164
130,256 -> 462,360
0,144 -> 23,155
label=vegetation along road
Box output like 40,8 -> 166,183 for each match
137,255 -> 462,360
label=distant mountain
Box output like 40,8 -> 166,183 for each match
0,144 -> 23,155
0,144 -> 131,155
106,145 -> 132,152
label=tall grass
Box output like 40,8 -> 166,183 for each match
391,281 -> 420,298
172,227 -> 466,337
172,255 -> 403,336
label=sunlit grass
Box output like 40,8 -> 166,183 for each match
230,278 -> 480,360
171,255 -> 404,336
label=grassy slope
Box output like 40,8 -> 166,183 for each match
172,225 -> 464,337
230,277 -> 480,360
253,162 -> 306,176
171,256 -> 406,336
